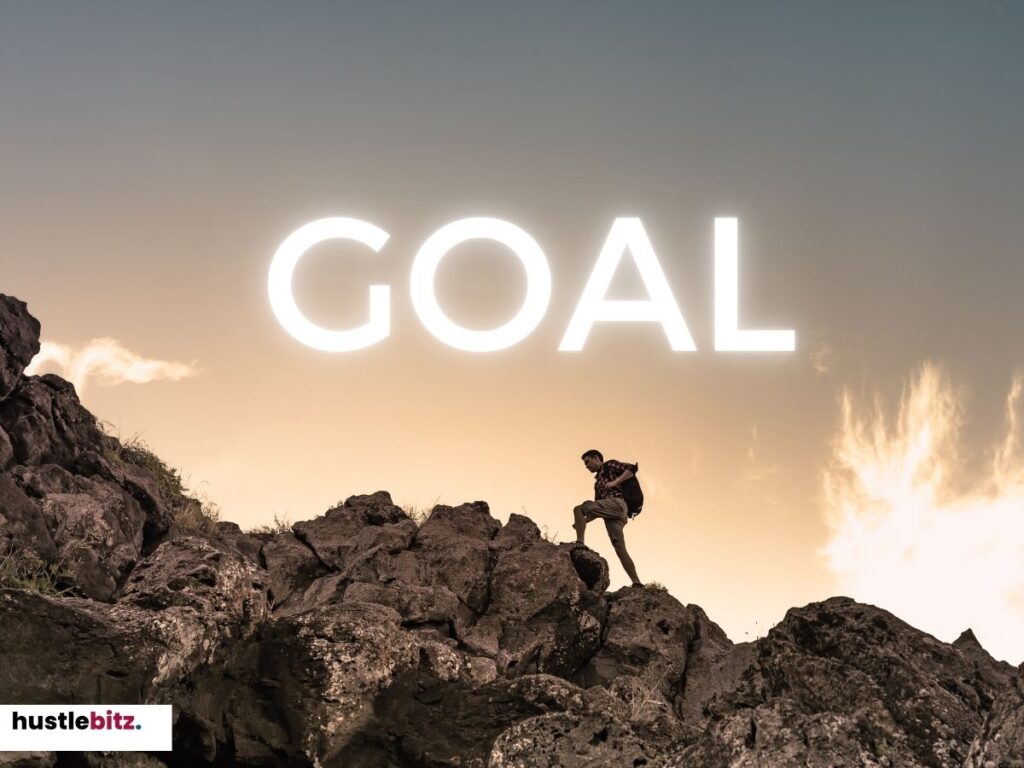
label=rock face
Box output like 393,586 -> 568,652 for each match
671,597 -> 1018,767
0,295 -> 40,399
964,665 -> 1024,768
0,293 -> 1020,767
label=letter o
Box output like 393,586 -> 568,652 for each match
410,217 -> 551,352
268,217 -> 391,351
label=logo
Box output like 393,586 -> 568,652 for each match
0,705 -> 171,751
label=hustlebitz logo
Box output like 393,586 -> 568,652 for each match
11,709 -> 142,731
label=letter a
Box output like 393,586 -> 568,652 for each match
559,218 -> 696,351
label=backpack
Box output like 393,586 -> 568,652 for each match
620,462 -> 644,519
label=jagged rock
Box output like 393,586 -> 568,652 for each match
954,627 -> 1018,694
577,585 -> 730,716
965,664 -> 1024,768
283,571 -> 346,615
682,597 -> 1008,767
119,537 -> 269,632
0,375 -> 105,470
413,500 -> 500,614
568,541 -> 610,593
166,632 -> 291,764
11,461 -> 84,496
0,295 -> 41,400
258,600 -> 455,766
42,480 -> 146,601
72,450 -> 172,539
668,696 -> 883,767
0,536 -> 268,705
259,530 -> 324,607
0,426 -> 14,470
212,521 -> 262,561
344,672 -> 622,767
488,710 -> 656,768
292,491 -> 409,569
335,516 -> 418,582
0,755 -> 54,768
0,588 -> 184,703
0,472 -> 56,561
675,604 -> 741,721
344,579 -> 460,627
4,464 -> 154,600
485,528 -> 608,677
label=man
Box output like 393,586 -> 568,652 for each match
573,449 -> 642,586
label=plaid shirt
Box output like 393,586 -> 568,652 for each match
594,459 -> 636,501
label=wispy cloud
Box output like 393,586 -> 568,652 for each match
25,338 -> 200,394
811,340 -> 834,375
806,330 -> 866,378
737,423 -> 781,501
821,362 -> 1024,664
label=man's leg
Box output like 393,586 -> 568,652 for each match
602,520 -> 643,585
593,501 -> 638,585
573,501 -> 596,544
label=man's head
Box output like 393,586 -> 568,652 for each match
581,449 -> 603,473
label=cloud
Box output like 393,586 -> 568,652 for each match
811,340 -> 834,375
736,423 -> 781,502
25,338 -> 200,394
821,362 -> 1024,664
806,330 -> 867,378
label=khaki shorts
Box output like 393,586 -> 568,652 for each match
576,497 -> 628,548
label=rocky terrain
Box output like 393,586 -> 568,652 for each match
0,293 -> 1020,768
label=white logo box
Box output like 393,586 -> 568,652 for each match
0,705 -> 172,751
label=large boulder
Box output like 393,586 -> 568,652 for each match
347,673 -> 627,767
292,491 -> 409,570
0,375 -> 105,470
412,500 -> 501,615
577,585 -> 731,718
259,530 -> 325,608
0,473 -> 56,562
480,515 -> 608,677
71,450 -> 173,539
0,295 -> 41,400
258,600 -> 460,766
41,479 -> 146,601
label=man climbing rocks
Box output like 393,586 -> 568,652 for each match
573,449 -> 642,586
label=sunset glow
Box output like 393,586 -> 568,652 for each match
822,363 -> 1024,663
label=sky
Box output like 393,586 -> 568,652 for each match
2,2 -> 1023,663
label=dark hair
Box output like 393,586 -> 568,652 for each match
580,449 -> 603,462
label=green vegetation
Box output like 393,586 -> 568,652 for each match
0,541 -> 74,595
402,504 -> 433,525
99,421 -> 221,534
245,512 -> 293,536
